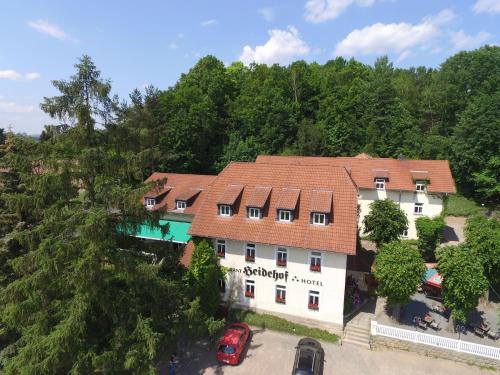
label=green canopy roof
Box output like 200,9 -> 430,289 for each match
132,220 -> 191,243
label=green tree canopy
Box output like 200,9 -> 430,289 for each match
363,199 -> 408,247
437,245 -> 489,324
415,216 -> 445,261
374,241 -> 426,306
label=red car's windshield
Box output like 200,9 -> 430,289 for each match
218,345 -> 236,354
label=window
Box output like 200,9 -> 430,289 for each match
276,248 -> 287,267
401,229 -> 409,238
415,181 -> 426,192
375,178 -> 385,190
414,202 -> 423,215
308,291 -> 319,310
245,280 -> 255,298
176,200 -> 187,210
145,198 -> 155,207
278,209 -> 291,222
310,251 -> 321,272
218,279 -> 226,293
245,243 -> 255,262
248,207 -> 260,219
219,204 -> 231,216
312,212 -> 326,225
216,239 -> 226,257
276,285 -> 286,304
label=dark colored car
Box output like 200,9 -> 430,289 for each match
216,322 -> 251,365
292,338 -> 323,375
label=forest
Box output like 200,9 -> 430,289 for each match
50,45 -> 497,205
0,46 -> 498,373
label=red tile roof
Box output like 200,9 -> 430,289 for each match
188,162 -> 358,255
144,173 -> 216,214
218,184 -> 244,205
176,188 -> 202,202
276,188 -> 301,210
180,240 -> 195,267
256,156 -> 456,193
246,186 -> 272,208
310,190 -> 333,213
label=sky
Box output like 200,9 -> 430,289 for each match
0,0 -> 499,134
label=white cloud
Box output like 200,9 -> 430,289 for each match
27,20 -> 76,41
334,9 -> 455,56
0,70 -> 40,81
258,8 -> 274,22
396,50 -> 415,62
0,70 -> 22,80
450,30 -> 491,51
240,26 -> 310,66
168,42 -> 178,49
473,0 -> 500,14
304,0 -> 375,23
200,19 -> 218,27
25,72 -> 41,80
177,33 -> 184,38
0,100 -> 34,113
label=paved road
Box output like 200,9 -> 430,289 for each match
174,328 -> 490,375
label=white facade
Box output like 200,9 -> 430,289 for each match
215,238 -> 347,333
358,188 -> 445,239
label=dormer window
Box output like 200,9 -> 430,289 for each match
375,178 -> 385,190
219,204 -> 232,216
312,212 -> 326,225
176,200 -> 187,210
278,209 -> 292,222
415,181 -> 426,192
145,198 -> 155,208
248,207 -> 261,219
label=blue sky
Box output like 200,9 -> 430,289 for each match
1,0 -> 499,134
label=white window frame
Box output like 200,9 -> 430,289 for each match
176,200 -> 187,210
310,251 -> 322,272
278,209 -> 292,222
276,248 -> 287,267
415,181 -> 426,192
312,212 -> 326,225
248,207 -> 261,219
219,204 -> 232,216
216,239 -> 226,257
145,198 -> 156,207
308,290 -> 319,310
245,243 -> 256,262
414,202 -> 424,215
276,285 -> 286,304
401,229 -> 409,238
375,178 -> 386,190
245,279 -> 255,298
218,279 -> 226,293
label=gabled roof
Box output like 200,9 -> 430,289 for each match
144,172 -> 216,214
256,155 -> 456,193
188,162 -> 358,255
310,190 -> 333,214
218,184 -> 244,205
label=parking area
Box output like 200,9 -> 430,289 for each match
171,328 -> 490,375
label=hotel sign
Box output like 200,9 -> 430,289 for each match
228,265 -> 323,287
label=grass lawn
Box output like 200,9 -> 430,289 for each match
227,309 -> 339,343
444,194 -> 487,217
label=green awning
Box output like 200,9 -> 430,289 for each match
132,220 -> 191,243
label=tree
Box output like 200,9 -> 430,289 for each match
0,56 -> 186,374
374,241 -> 425,319
0,128 -> 5,144
464,216 -> 500,288
415,216 -> 445,261
437,245 -> 488,324
363,199 -> 408,247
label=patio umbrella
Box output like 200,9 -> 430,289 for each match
424,265 -> 443,289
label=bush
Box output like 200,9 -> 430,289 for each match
363,199 -> 408,247
415,216 -> 445,261
227,309 -> 339,343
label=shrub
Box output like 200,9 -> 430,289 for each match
415,216 -> 445,260
363,199 -> 408,248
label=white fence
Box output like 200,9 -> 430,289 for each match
371,321 -> 500,361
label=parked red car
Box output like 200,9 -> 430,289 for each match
216,322 -> 251,365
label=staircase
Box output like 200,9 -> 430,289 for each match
342,312 -> 372,349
